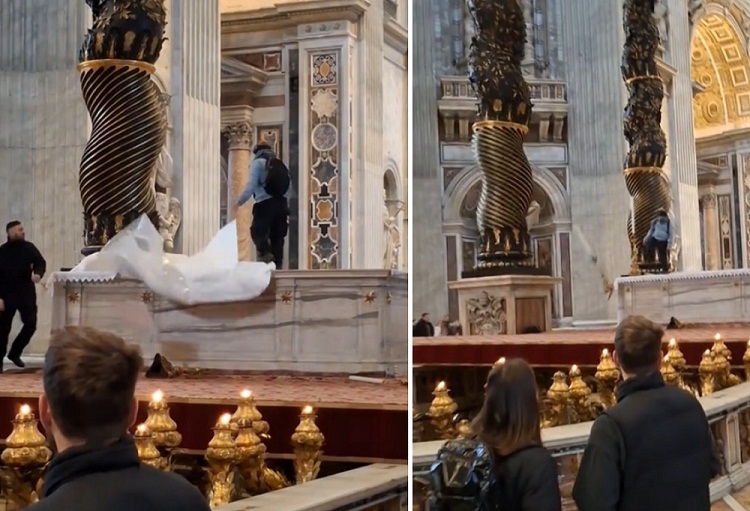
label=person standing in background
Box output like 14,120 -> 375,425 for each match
413,313 -> 435,337
0,221 -> 46,370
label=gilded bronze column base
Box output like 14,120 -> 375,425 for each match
463,225 -> 543,277
82,210 -> 159,255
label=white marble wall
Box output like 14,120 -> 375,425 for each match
170,0 -> 222,255
665,0 -> 703,271
0,0 -> 91,353
560,0 -> 632,321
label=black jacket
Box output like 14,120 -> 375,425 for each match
27,437 -> 210,511
0,239 -> 46,300
494,445 -> 561,511
573,372 -> 719,511
413,319 -> 435,337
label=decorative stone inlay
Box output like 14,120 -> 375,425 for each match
280,291 -> 293,305
67,292 -> 81,303
141,292 -> 154,304
364,291 -> 377,304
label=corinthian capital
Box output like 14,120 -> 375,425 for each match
222,121 -> 253,150
700,193 -> 717,208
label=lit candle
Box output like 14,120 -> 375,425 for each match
602,348 -> 609,356
151,390 -> 164,404
17,404 -> 31,420
668,338 -> 676,347
137,424 -> 148,434
715,333 -> 721,341
571,364 -> 578,372
219,413 -> 232,426
704,349 -> 711,356
436,381 -> 446,391
302,405 -> 314,416
496,357 -> 506,365
240,389 -> 251,400
663,355 -> 669,363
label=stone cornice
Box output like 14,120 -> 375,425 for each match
221,0 -> 370,34
384,18 -> 408,55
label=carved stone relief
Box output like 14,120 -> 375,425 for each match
466,291 -> 507,335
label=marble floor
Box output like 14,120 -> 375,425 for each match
714,486 -> 750,509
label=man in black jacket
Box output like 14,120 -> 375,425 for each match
27,326 -> 209,511
0,220 -> 46,370
413,313 -> 435,337
572,315 -> 720,511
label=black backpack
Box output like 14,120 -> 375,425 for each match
428,438 -> 498,511
263,157 -> 291,198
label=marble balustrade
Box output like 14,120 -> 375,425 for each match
616,270 -> 750,324
412,381 -> 750,509
50,270 -> 407,374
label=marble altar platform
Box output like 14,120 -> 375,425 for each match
616,270 -> 750,324
50,270 -> 407,375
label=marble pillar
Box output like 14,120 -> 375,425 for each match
701,192 -> 720,270
222,106 -> 254,262
560,0 -> 631,320
0,0 -> 91,354
412,0 -> 450,318
665,0 -> 702,270
168,0 -> 222,255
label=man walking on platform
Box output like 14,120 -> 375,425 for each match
0,221 -> 46,370
237,141 -> 291,267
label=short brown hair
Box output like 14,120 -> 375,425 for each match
614,315 -> 663,376
471,358 -> 541,455
43,327 -> 143,440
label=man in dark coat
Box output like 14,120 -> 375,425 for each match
573,315 -> 720,511
27,326 -> 210,511
0,220 -> 46,370
413,312 -> 435,337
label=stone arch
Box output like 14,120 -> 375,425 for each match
383,158 -> 404,211
443,164 -> 570,225
691,4 -> 750,132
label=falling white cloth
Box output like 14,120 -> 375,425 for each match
64,214 -> 273,305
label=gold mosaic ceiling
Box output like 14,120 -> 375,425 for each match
692,13 -> 750,131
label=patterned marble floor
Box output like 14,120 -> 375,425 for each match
0,371 -> 408,410
715,486 -> 750,510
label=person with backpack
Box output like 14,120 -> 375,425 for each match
237,141 -> 291,266
642,208 -> 673,272
429,358 -> 561,511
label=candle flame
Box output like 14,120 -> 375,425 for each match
219,413 -> 231,425
496,357 -> 506,365
715,333 -> 721,341
602,348 -> 609,356
668,338 -> 676,347
240,389 -> 251,399
19,404 -> 30,416
663,355 -> 669,363
571,364 -> 578,372
137,424 -> 148,433
152,390 -> 164,403
436,381 -> 446,391
302,405 -> 313,415
704,349 -> 711,356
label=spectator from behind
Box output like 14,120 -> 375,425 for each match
413,312 -> 435,337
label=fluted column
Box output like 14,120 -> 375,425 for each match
701,193 -> 720,270
222,107 -> 254,262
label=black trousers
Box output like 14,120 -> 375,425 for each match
0,289 -> 37,359
250,197 -> 289,267
649,240 -> 669,272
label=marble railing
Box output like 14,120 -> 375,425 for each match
215,464 -> 408,511
413,382 -> 750,509
439,75 -> 567,105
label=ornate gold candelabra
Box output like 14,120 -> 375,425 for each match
621,0 -> 672,274
0,405 -> 52,510
595,349 -> 620,408
568,365 -> 594,422
232,389 -> 270,440
205,414 -> 240,507
291,406 -> 325,484
144,390 -> 182,468
78,0 -> 168,254
660,356 -> 678,385
543,371 -> 571,427
134,424 -> 164,470
666,338 -> 686,373
466,0 -> 536,273
711,334 -> 741,389
699,350 -> 717,396
428,381 -> 458,439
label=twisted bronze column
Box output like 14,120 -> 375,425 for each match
622,0 -> 672,273
466,0 -> 535,274
78,0 -> 168,254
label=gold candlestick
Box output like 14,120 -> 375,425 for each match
712,333 -> 731,360
665,338 -> 686,373
699,349 -> 717,396
743,341 -> 750,381
428,381 -> 458,440
595,349 -> 619,409
205,413 -> 240,507
0,405 -> 52,510
144,390 -> 182,451
568,365 -> 593,423
660,356 -> 678,386
134,424 -> 163,470
544,371 -> 570,427
232,389 -> 270,440
291,405 -> 325,484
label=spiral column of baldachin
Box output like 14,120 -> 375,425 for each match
622,0 -> 672,273
78,62 -> 165,250
467,0 -> 535,272
78,0 -> 168,253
